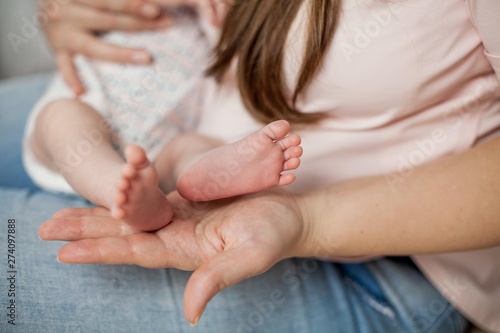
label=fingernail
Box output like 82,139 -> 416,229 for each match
189,317 -> 199,327
132,51 -> 151,64
141,4 -> 159,18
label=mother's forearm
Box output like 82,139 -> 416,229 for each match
297,137 -> 500,258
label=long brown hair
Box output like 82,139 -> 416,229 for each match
206,0 -> 342,124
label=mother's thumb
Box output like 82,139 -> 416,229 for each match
183,249 -> 265,326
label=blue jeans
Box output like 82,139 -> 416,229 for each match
0,75 -> 468,332
0,74 -> 50,190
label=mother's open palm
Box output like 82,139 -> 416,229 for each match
39,190 -> 304,324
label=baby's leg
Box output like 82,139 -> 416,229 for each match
31,100 -> 173,231
31,100 -> 124,207
176,120 -> 302,201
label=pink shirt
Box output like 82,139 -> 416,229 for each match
198,1 -> 500,331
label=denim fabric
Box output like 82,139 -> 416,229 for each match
0,188 -> 468,333
0,74 -> 468,332
0,74 -> 51,190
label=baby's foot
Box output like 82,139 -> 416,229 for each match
112,145 -> 174,231
177,120 -> 302,201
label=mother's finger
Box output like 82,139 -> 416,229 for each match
183,247 -> 275,325
56,51 -> 85,95
52,206 -> 111,219
39,216 -> 138,241
61,3 -> 171,31
69,32 -> 153,64
73,0 -> 161,19
57,233 -> 181,268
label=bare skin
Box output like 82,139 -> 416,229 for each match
176,119 -> 302,201
31,100 -> 302,231
113,120 -> 302,225
111,145 -> 173,231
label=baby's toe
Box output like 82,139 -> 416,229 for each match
284,146 -> 303,160
278,173 -> 296,186
111,205 -> 126,220
283,157 -> 300,171
277,133 -> 301,150
114,190 -> 128,205
125,144 -> 149,169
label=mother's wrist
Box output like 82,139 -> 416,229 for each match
286,191 -> 324,259
289,186 -> 348,260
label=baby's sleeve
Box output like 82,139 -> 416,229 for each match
467,0 -> 500,82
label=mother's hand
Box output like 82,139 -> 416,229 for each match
39,189 -> 306,325
42,0 -> 171,94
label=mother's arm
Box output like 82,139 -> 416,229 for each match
296,136 -> 500,259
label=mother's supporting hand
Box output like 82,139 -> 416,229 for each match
39,189 -> 306,325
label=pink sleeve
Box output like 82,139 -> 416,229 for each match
467,0 -> 500,82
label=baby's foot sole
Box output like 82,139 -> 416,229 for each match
112,145 -> 174,231
177,120 -> 302,201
